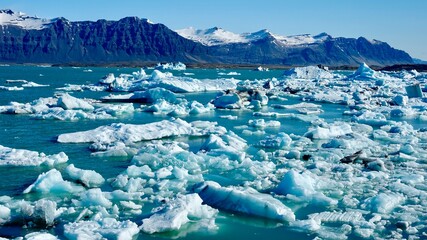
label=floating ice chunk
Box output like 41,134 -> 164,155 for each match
347,63 -> 392,81
201,131 -> 247,160
283,66 -> 334,79
64,218 -> 139,240
309,211 -> 364,224
78,188 -> 112,208
33,199 -> 58,226
22,81 -> 49,87
399,174 -> 424,186
194,181 -> 295,222
248,119 -> 280,129
304,122 -> 352,139
104,88 -> 182,104
23,169 -> 85,194
405,83 -> 423,98
276,170 -> 316,196
212,91 -> 243,109
32,108 -> 114,121
257,132 -> 292,149
289,219 -> 321,232
24,232 -> 58,240
363,192 -> 405,213
0,85 -> 24,91
276,170 -> 337,206
392,95 -> 408,106
151,70 -> 238,93
58,119 -> 216,144
353,111 -> 389,126
57,93 -> 94,111
66,164 -> 105,188
0,205 -> 10,224
249,90 -> 268,106
155,62 -> 187,71
94,103 -> 135,117
141,193 -> 218,234
0,145 -> 68,166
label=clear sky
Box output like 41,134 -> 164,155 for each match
2,0 -> 427,60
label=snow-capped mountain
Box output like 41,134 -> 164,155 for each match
0,9 -> 53,30
176,27 -> 332,46
0,9 -> 414,66
176,27 -> 247,46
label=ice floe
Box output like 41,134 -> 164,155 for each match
0,145 -> 68,166
140,193 -> 217,234
194,181 -> 295,222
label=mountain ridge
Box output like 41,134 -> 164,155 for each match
0,10 -> 414,67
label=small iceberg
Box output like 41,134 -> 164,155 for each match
193,181 -> 295,222
283,66 -> 334,79
155,62 -> 187,71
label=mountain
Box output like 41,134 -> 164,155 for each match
0,10 -> 211,64
0,10 -> 414,66
413,58 -> 427,64
177,27 -> 413,66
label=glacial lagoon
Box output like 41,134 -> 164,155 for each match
0,64 -> 426,239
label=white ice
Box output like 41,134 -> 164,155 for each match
140,193 -> 217,234
194,181 -> 295,222
0,145 -> 68,166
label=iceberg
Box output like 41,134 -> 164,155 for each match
0,145 -> 68,166
347,63 -> 393,81
102,69 -> 238,93
304,122 -> 352,139
283,66 -> 335,79
57,119 -> 219,144
0,205 -> 10,224
64,218 -> 139,240
363,192 -> 405,213
24,232 -> 59,240
257,132 -> 292,149
155,62 -> 187,71
57,93 -> 94,111
140,193 -> 218,234
212,91 -> 243,109
275,170 -> 337,206
65,164 -> 105,188
193,181 -> 295,222
23,169 -> 85,194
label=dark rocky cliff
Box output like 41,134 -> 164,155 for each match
0,17 -> 212,64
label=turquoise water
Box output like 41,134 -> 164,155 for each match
0,66 -> 317,239
1,65 -> 423,239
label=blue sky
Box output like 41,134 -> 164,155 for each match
3,0 -> 427,60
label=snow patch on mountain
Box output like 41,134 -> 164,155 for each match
176,27 -> 332,46
0,9 -> 53,30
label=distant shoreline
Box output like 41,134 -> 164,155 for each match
1,62 -> 427,71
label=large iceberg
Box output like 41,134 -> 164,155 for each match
101,69 -> 239,93
57,119 -> 220,144
193,181 -> 295,222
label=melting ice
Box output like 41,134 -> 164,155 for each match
0,63 -> 426,239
